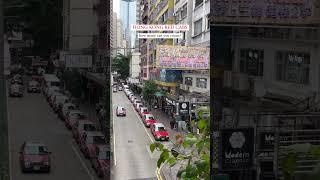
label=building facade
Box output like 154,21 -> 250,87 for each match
211,1 -> 320,180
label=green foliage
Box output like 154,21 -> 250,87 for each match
150,110 -> 210,179
280,153 -> 298,180
142,80 -> 157,105
112,54 -> 130,80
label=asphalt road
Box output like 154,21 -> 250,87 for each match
7,79 -> 100,180
111,90 -> 159,180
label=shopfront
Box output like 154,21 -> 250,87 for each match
161,96 -> 177,118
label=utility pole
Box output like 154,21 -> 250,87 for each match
0,0 -> 10,179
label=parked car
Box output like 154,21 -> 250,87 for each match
19,141 -> 51,172
59,103 -> 77,120
135,103 -> 143,112
52,95 -> 69,113
133,99 -> 141,107
79,131 -> 107,158
112,86 -> 117,93
139,107 -> 149,117
116,106 -> 126,116
143,114 -> 157,127
11,78 -> 23,85
118,86 -> 123,91
130,96 -> 137,103
45,86 -> 60,99
150,123 -> 169,141
9,84 -> 24,97
49,92 -> 63,107
65,110 -> 88,129
27,80 -> 40,93
72,120 -> 97,143
91,145 -> 110,178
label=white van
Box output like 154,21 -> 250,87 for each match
42,74 -> 61,93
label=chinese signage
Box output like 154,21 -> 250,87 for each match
258,132 -> 275,160
212,0 -> 319,25
221,128 -> 254,170
178,102 -> 190,115
156,45 -> 210,70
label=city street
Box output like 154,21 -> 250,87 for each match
7,80 -> 99,180
112,90 -> 168,180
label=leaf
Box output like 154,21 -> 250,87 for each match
201,153 -> 210,162
198,120 -> 207,130
167,157 -> 176,167
158,150 -> 170,168
150,144 -> 155,153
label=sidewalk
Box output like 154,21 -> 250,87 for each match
148,107 -> 188,143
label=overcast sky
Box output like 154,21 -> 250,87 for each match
113,0 -> 120,17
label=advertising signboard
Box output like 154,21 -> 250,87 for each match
178,102 -> 190,115
156,45 -> 209,70
221,128 -> 254,170
64,54 -> 92,68
212,0 -> 320,25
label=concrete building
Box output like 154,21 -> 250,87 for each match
112,12 -> 118,58
62,0 -> 98,51
116,18 -> 126,55
120,0 -> 136,52
130,52 -> 141,78
173,0 -> 210,103
211,1 -> 320,180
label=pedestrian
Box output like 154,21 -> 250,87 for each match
170,119 -> 175,129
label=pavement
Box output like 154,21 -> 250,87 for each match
7,77 -> 101,180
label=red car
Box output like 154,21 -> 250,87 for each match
65,110 -> 88,129
72,120 -> 97,143
143,114 -> 157,127
91,145 -> 111,178
79,131 -> 106,159
150,123 -> 169,141
139,107 -> 149,117
19,141 -> 51,173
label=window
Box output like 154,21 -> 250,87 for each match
207,16 -> 210,30
181,3 -> 187,19
195,0 -> 203,8
193,18 -> 202,36
240,49 -> 264,76
276,51 -> 310,84
185,77 -> 193,86
196,78 -> 207,88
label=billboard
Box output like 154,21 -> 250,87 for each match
156,45 -> 209,70
212,0 -> 320,25
220,128 -> 254,170
64,54 -> 92,68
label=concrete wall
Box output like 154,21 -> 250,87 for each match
182,72 -> 210,94
233,36 -> 318,99
130,52 -> 141,78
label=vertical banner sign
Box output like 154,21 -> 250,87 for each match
178,102 -> 190,115
221,128 -> 254,170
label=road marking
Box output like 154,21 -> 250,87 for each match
128,96 -> 155,143
71,143 -> 95,180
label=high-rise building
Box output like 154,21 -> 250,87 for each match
120,0 -> 136,51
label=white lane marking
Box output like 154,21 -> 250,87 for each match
71,143 -> 95,180
127,96 -> 154,143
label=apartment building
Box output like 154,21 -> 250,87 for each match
212,1 -> 320,180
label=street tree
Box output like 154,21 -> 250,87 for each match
142,80 -> 157,105
112,54 -> 130,80
150,110 -> 210,180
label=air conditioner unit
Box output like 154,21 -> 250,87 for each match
223,70 -> 233,88
253,78 -> 266,98
232,73 -> 249,91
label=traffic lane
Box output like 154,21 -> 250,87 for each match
112,91 -> 157,180
7,86 -> 98,180
123,92 -> 175,149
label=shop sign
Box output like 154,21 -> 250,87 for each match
165,98 -> 175,105
164,105 -> 172,109
259,132 -> 275,149
178,102 -> 190,115
212,0 -> 318,25
221,128 -> 254,170
257,151 -> 274,160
